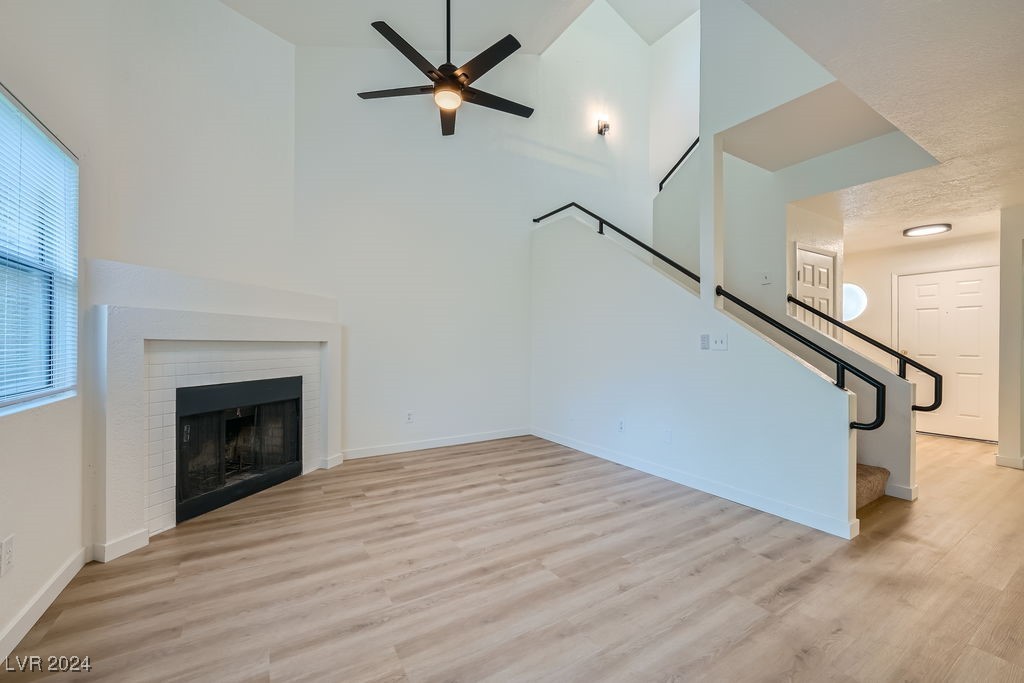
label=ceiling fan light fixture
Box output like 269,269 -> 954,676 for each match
903,223 -> 952,238
356,1 -> 533,135
434,85 -> 463,111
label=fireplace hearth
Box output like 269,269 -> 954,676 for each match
176,376 -> 302,523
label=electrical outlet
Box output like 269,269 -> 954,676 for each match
405,411 -> 415,424
1,535 -> 13,577
759,272 -> 772,286
662,429 -> 673,445
711,334 -> 729,351
617,420 -> 625,432
699,334 -> 710,351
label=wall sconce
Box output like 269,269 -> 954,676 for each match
597,119 -> 610,136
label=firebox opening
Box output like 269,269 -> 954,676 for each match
176,376 -> 302,524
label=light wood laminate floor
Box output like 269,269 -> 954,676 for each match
5,434 -> 1023,682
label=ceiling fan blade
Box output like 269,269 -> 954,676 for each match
454,35 -> 521,85
372,21 -> 442,81
440,108 -> 456,136
463,88 -> 534,118
358,86 -> 433,99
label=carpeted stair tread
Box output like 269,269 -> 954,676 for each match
856,463 -> 890,509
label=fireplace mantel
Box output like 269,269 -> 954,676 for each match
94,305 -> 343,562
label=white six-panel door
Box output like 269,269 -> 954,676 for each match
897,266 -> 999,441
795,246 -> 836,336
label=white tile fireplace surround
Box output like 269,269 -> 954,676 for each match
96,305 -> 343,562
143,340 -> 322,535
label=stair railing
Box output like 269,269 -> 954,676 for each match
533,201 -> 885,431
787,295 -> 942,412
658,137 -> 700,192
718,287 -> 886,431
533,202 -> 700,284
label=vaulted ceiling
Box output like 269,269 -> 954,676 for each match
219,0 -> 698,54
607,0 -> 700,44
746,0 -> 1024,251
221,0 -> 1021,252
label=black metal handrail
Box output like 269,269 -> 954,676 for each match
658,137 -> 700,192
787,295 -> 942,412
717,286 -> 886,431
533,202 -> 700,284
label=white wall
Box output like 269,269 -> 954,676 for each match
722,153 -> 785,311
294,47 -> 536,459
531,218 -> 857,537
647,11 -> 702,286
649,13 -> 700,186
294,0 -> 657,458
653,154 -> 701,283
999,207 -> 1024,469
0,399 -> 83,659
535,1 -> 655,236
0,0 -> 298,286
0,0 -> 297,656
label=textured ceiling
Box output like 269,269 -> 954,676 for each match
746,0 -> 1024,252
219,0 -> 593,54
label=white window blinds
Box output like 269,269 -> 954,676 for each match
0,85 -> 78,408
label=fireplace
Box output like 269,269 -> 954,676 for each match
176,376 -> 302,523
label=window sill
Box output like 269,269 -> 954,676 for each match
0,390 -> 78,419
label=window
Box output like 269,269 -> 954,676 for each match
842,283 -> 868,322
0,84 -> 78,408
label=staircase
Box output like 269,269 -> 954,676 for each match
856,464 -> 891,509
534,161 -> 943,534
785,296 -> 942,510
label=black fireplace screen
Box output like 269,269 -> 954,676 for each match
176,376 -> 301,523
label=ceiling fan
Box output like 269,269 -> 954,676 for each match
357,0 -> 534,136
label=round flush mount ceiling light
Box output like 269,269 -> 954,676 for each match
903,223 -> 952,238
842,283 -> 868,322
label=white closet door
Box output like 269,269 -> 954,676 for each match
898,266 -> 999,441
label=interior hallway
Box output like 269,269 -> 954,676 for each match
3,434 -> 1020,682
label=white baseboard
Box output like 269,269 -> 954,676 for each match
92,527 -> 149,564
344,429 -> 530,460
847,518 -> 860,538
532,429 -> 859,540
885,482 -> 918,501
320,452 -> 344,469
0,547 -> 86,660
996,454 -> 1024,470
